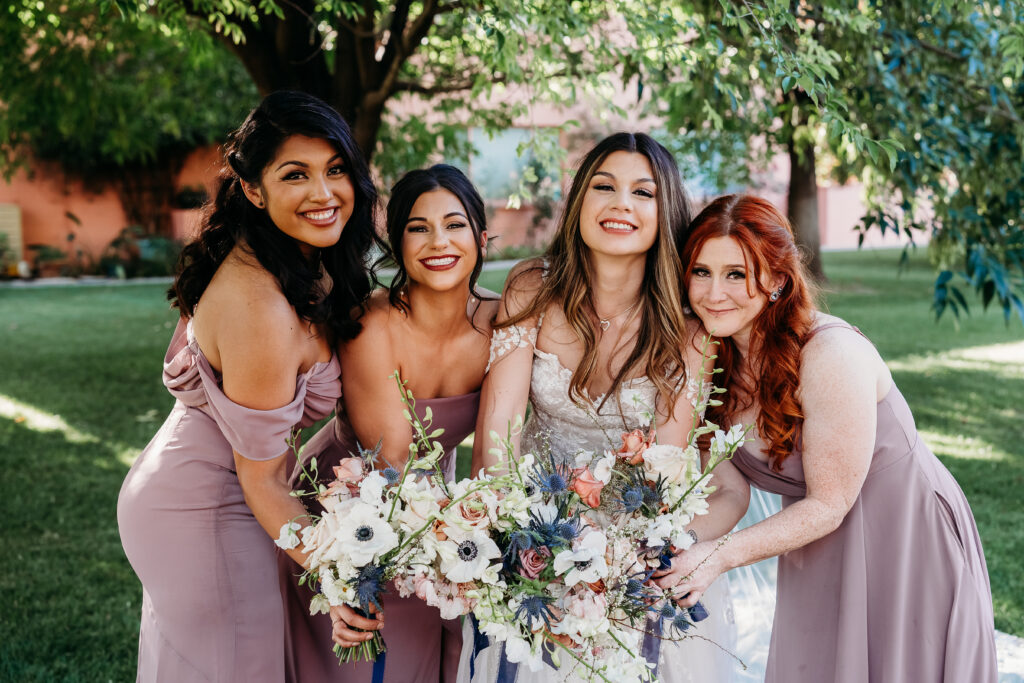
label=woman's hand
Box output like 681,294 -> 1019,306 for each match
651,540 -> 728,609
329,603 -> 384,648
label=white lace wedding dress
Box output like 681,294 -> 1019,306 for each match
457,324 -> 740,683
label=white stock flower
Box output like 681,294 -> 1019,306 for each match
642,443 -> 699,485
505,635 -> 545,672
643,514 -> 675,548
712,423 -> 748,456
308,593 -> 330,616
359,470 -> 389,506
274,521 -> 302,550
336,501 -> 399,566
438,526 -> 501,584
553,529 -> 609,587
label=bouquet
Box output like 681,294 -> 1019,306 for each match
402,336 -> 751,681
275,371 -> 497,664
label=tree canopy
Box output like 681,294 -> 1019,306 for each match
3,0 -> 1021,322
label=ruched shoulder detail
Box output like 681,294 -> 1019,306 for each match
162,318 -> 341,461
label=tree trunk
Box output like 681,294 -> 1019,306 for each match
787,136 -> 825,281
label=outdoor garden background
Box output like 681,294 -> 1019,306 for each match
1,1 -> 1023,680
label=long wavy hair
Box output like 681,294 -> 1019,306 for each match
168,90 -> 380,343
383,164 -> 490,320
681,194 -> 818,470
501,132 -> 692,410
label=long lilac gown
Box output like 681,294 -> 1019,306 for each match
730,326 -> 997,682
117,318 -> 341,682
279,392 -> 480,683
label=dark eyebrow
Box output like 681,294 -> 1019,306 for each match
592,171 -> 655,184
274,153 -> 343,172
406,211 -> 468,224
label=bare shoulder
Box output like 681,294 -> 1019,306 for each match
800,314 -> 886,398
499,258 -> 546,318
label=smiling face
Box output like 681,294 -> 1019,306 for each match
687,235 -> 781,348
241,134 -> 355,254
401,189 -> 484,292
578,151 -> 659,258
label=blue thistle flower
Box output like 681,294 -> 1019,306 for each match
660,602 -> 676,619
671,611 -> 692,634
382,466 -> 401,486
515,594 -> 556,631
619,486 -> 645,513
528,452 -> 572,497
349,563 -> 387,614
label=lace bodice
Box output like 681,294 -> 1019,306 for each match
522,347 -> 657,462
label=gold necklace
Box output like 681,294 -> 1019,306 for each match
596,298 -> 640,331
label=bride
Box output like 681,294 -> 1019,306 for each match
461,133 -> 750,682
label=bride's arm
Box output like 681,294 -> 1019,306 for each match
471,260 -> 544,473
653,352 -> 750,544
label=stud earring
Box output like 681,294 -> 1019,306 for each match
769,286 -> 783,302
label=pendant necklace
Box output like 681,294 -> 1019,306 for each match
596,298 -> 641,331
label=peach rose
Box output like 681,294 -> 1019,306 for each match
318,458 -> 366,510
571,467 -> 605,508
615,428 -> 654,465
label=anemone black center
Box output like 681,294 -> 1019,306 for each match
355,525 -> 374,542
458,540 -> 478,561
574,558 -> 593,570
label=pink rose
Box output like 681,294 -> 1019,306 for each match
518,548 -> 549,579
333,458 -> 365,484
570,467 -> 605,508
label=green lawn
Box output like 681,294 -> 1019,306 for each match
0,248 -> 1021,680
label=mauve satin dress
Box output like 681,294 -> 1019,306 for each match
118,318 -> 341,682
278,392 -> 480,683
731,327 -> 997,682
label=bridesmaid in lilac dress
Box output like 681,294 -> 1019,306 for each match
658,194 -> 997,681
278,165 -> 498,683
117,92 -> 380,682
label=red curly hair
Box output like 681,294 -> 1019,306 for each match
681,194 -> 817,470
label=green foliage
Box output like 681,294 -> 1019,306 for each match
0,1 -> 257,177
632,1 -> 1024,324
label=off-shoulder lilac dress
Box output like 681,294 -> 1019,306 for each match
278,392 -> 480,683
730,326 -> 997,682
117,318 -> 341,682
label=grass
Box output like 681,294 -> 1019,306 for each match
0,248 -> 1021,680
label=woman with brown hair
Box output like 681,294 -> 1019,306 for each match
468,133 -> 750,682
660,194 -> 997,682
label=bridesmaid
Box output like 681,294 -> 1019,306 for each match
117,91 -> 379,682
279,164 -> 498,683
659,194 -> 998,681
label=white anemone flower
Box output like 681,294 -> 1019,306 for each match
336,501 -> 399,566
592,451 -> 617,485
438,526 -> 501,584
553,529 -> 609,586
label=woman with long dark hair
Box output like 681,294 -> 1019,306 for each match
661,194 -> 997,681
279,164 -> 497,683
117,91 -> 379,682
468,133 -> 750,682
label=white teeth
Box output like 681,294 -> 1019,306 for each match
602,221 -> 636,231
423,256 -> 456,266
304,209 -> 336,221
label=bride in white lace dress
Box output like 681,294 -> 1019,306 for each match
458,133 -> 751,682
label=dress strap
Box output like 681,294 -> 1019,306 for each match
804,321 -> 869,343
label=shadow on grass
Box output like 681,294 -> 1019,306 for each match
0,418 -> 139,682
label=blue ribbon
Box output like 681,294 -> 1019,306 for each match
469,614 -> 490,679
689,601 -> 709,622
371,646 -> 386,683
496,642 -> 519,683
640,613 -> 664,677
